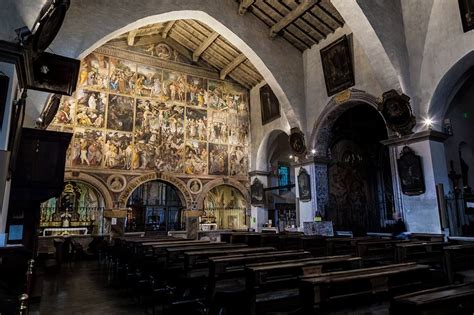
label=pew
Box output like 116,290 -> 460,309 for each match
411,233 -> 444,243
390,283 -> 474,315
300,262 -> 430,313
326,236 -> 374,256
395,241 -> 448,266
245,255 -> 362,315
443,244 -> 474,284
356,239 -> 409,265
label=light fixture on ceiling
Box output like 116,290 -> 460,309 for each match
423,117 -> 433,130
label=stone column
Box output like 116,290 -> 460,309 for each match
382,130 -> 450,234
313,156 -> 330,218
248,170 -> 269,232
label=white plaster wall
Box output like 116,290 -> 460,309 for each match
303,25 -> 383,137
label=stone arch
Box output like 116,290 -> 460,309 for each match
45,4 -> 303,129
64,171 -> 113,209
118,172 -> 192,209
255,129 -> 289,171
428,51 -> 474,128
195,178 -> 250,210
309,89 -> 388,157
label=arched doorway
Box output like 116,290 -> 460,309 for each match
327,104 -> 393,235
203,185 -> 248,230
126,180 -> 185,233
40,181 -> 105,235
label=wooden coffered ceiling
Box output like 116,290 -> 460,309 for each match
239,0 -> 345,51
109,20 -> 263,89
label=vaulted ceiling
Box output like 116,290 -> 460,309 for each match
106,0 -> 344,88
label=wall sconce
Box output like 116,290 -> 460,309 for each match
423,117 -> 433,130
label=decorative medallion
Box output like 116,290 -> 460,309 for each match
379,90 -> 416,135
187,178 -> 203,194
107,174 -> 127,193
334,89 -> 352,105
289,127 -> 307,156
397,146 -> 425,196
250,178 -> 264,206
297,168 -> 312,202
155,43 -> 172,60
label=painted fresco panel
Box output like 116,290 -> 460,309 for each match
104,131 -> 133,170
76,90 -> 106,128
185,140 -> 208,175
186,108 -> 207,141
136,65 -> 162,97
78,53 -> 109,91
209,143 -> 228,175
229,146 -> 248,176
208,110 -> 228,144
107,94 -> 134,132
109,59 -> 136,95
69,128 -> 104,167
186,75 -> 207,108
52,94 -> 76,125
162,70 -> 186,103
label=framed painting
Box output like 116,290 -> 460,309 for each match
251,178 -> 264,206
259,84 -> 280,125
459,0 -> 474,32
298,168 -> 312,202
320,34 -> 355,96
397,146 -> 425,196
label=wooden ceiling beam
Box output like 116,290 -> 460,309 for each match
239,0 -> 255,15
162,21 -> 176,39
127,30 -> 138,46
220,54 -> 246,79
192,31 -> 219,62
270,0 -> 318,38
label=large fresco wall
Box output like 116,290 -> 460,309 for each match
49,49 -> 250,178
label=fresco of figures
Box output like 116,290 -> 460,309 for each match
49,51 -> 251,176
69,128 -> 104,167
209,144 -> 228,175
104,132 -> 133,169
162,70 -> 186,103
187,75 -> 207,108
76,90 -> 106,128
229,146 -> 248,176
186,108 -> 207,141
208,111 -> 228,144
136,65 -> 162,97
107,95 -> 134,132
78,53 -> 109,91
185,140 -> 208,175
109,59 -> 136,95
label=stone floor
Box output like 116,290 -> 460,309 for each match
33,260 -> 390,315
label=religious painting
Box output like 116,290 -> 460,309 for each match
380,90 -> 416,136
78,53 -> 109,91
52,94 -> 76,125
75,90 -> 106,128
207,80 -> 226,110
135,99 -> 167,135
186,108 -> 207,141
459,0 -> 474,32
229,146 -> 248,176
188,179 -> 202,194
251,178 -> 264,206
107,94 -> 134,132
162,70 -> 186,103
289,127 -> 307,156
107,174 -> 127,193
209,144 -> 228,175
228,114 -> 249,146
136,65 -> 162,97
104,132 -> 133,169
320,34 -> 355,96
184,140 -> 208,175
186,75 -> 207,108
132,140 -> 155,170
298,168 -> 312,202
69,128 -> 104,167
208,111 -> 228,144
397,146 -> 425,196
260,84 -> 280,125
109,59 -> 136,95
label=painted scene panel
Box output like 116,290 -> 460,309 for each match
185,140 -> 208,175
78,53 -> 109,91
107,94 -> 134,132
208,110 -> 228,144
69,128 -> 104,168
186,75 -> 207,108
207,80 -> 227,110
76,90 -> 106,128
162,70 -> 186,103
186,108 -> 207,141
109,58 -> 136,95
229,146 -> 248,176
104,131 -> 133,170
209,143 -> 228,176
52,94 -> 76,126
136,65 -> 162,98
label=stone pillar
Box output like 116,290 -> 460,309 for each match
382,131 -> 450,234
248,170 -> 269,232
313,156 -> 330,218
293,158 -> 320,230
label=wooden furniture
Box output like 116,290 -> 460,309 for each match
356,239 -> 408,265
325,236 -> 374,256
390,283 -> 474,315
300,262 -> 430,312
395,241 -> 448,265
443,244 -> 474,284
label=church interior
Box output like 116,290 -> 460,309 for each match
1,0 -> 474,314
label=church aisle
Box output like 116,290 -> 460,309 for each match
39,261 -> 147,315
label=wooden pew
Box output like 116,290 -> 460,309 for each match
301,236 -> 327,256
278,233 -> 303,250
184,247 -> 276,278
443,244 -> 474,284
326,236 -> 374,256
390,283 -> 474,315
356,239 -> 409,265
411,233 -> 444,242
396,241 -> 448,266
245,255 -> 362,315
300,262 -> 430,313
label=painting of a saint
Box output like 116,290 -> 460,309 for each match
186,108 -> 207,141
107,95 -> 134,131
69,128 -> 104,167
209,144 -> 228,175
260,84 -> 280,125
109,59 -> 136,95
75,90 -> 106,128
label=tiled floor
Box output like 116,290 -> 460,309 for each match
36,261 -> 389,315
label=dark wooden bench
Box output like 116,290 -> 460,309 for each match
356,239 -> 409,265
443,244 -> 474,284
390,283 -> 474,314
300,262 -> 430,312
326,236 -> 374,256
395,241 -> 448,266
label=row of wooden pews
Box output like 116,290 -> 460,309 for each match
99,232 -> 474,314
